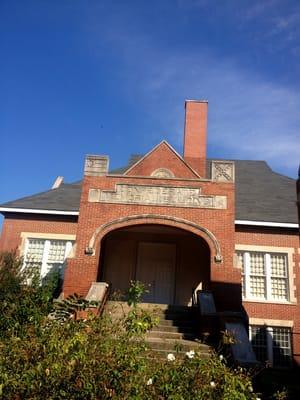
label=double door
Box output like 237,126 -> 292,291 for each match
136,242 -> 176,304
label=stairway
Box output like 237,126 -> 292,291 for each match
146,304 -> 211,358
105,301 -> 211,359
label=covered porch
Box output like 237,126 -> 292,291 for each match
98,224 -> 211,306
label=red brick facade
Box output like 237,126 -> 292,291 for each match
236,227 -> 300,364
0,214 -> 77,252
64,172 -> 237,306
0,100 -> 299,366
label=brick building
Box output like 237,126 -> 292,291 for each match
0,100 -> 299,367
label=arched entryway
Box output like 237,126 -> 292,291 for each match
99,224 -> 211,305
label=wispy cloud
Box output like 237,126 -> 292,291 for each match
87,5 -> 300,177
243,0 -> 280,20
274,11 -> 300,31
240,1 -> 300,53
145,53 -> 300,174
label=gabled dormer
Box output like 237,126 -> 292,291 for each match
124,140 -> 201,179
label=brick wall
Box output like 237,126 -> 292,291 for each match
125,142 -> 199,179
236,226 -> 300,364
64,152 -> 238,311
0,203 -> 299,364
0,213 -> 78,252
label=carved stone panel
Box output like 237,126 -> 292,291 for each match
88,184 -> 227,209
151,168 -> 175,178
211,161 -> 235,182
84,155 -> 109,177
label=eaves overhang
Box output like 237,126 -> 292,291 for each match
0,207 -> 79,216
235,220 -> 299,229
0,208 -> 298,229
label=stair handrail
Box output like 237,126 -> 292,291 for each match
85,282 -> 111,317
97,282 -> 111,316
196,290 -> 217,316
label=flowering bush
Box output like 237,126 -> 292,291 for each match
0,252 -> 291,399
0,313 -> 260,399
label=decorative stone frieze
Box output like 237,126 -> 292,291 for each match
211,161 -> 235,182
88,183 -> 227,209
84,155 -> 109,177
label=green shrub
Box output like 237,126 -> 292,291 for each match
0,251 -> 59,338
124,280 -> 159,335
0,313 -> 260,399
0,252 -> 288,399
124,307 -> 159,335
126,280 -> 149,307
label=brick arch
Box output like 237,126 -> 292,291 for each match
88,214 -> 222,263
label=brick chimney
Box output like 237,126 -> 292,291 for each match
183,100 -> 208,177
297,164 -> 300,233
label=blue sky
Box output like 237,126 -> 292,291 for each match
1,0 -> 299,211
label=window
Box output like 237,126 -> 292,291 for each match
24,238 -> 73,278
250,325 -> 292,368
236,251 -> 289,302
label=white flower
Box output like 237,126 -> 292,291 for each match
210,381 -> 216,388
167,353 -> 175,361
249,386 -> 253,392
186,350 -> 195,359
256,398 -> 261,400
219,354 -> 224,361
146,378 -> 153,386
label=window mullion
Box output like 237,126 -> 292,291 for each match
41,240 -> 51,278
267,327 -> 274,366
64,241 -> 73,259
22,238 -> 30,271
265,253 -> 271,300
244,252 -> 251,299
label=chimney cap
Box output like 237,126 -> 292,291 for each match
185,99 -> 208,106
52,176 -> 64,189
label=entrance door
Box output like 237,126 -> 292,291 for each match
136,242 -> 176,304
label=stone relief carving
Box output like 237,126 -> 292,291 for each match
211,161 -> 235,182
151,168 -> 175,178
88,184 -> 227,209
84,155 -> 109,176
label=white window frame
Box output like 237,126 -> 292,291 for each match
249,325 -> 292,368
235,245 -> 295,304
22,234 -> 75,279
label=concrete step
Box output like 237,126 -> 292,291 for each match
105,302 -> 164,317
146,337 -> 207,352
157,318 -> 196,327
150,348 -> 211,360
151,324 -> 195,333
105,301 -> 196,314
105,301 -> 211,360
146,330 -> 196,341
156,311 -> 195,320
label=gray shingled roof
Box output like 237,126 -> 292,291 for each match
0,159 -> 298,224
0,182 -> 81,212
234,160 -> 297,224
